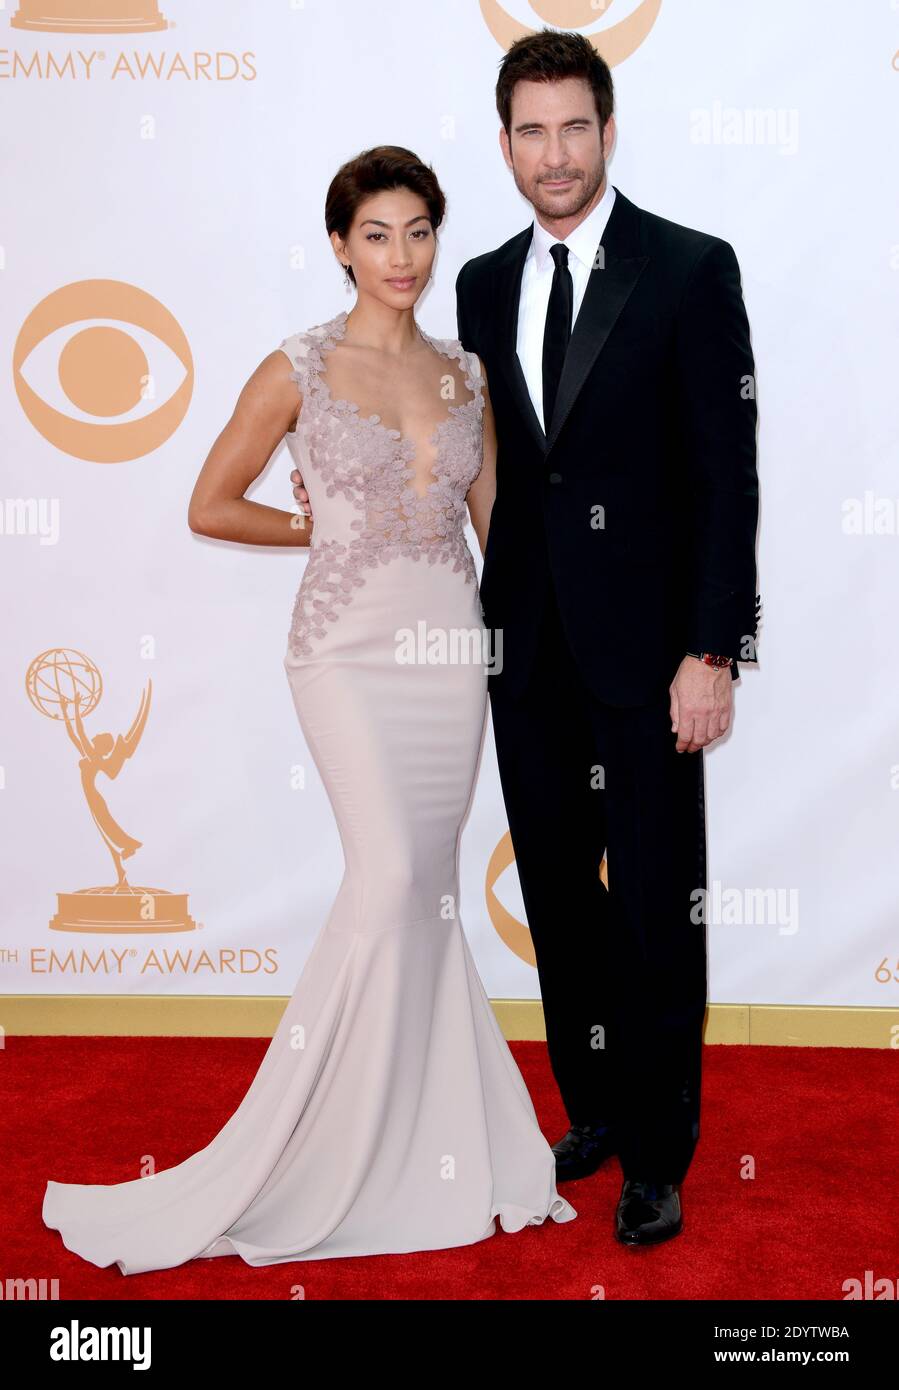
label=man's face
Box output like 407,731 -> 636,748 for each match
500,76 -> 615,224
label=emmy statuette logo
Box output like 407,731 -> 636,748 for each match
25,647 -> 197,935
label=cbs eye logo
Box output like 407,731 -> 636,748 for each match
14,280 -> 194,463
480,0 -> 662,65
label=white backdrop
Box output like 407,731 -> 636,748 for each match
2,0 -> 898,1009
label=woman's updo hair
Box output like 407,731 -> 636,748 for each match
325,145 -> 447,286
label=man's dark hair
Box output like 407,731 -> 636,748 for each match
495,27 -> 614,135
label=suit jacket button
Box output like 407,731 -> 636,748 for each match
548,472 -> 562,483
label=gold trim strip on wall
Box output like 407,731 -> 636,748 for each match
1,997 -> 897,1047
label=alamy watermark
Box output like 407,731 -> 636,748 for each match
691,881 -> 799,935
394,622 -> 502,672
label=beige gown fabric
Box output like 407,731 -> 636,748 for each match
42,310 -> 576,1274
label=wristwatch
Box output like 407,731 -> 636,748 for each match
685,651 -> 733,670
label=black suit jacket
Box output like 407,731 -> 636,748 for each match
456,185 -> 760,707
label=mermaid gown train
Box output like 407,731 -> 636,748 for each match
42,310 -> 576,1274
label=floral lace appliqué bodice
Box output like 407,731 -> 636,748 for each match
280,310 -> 485,658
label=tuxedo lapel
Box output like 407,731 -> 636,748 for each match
494,187 -> 650,457
545,190 -> 649,452
495,225 -> 547,455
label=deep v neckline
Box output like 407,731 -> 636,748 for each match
312,310 -> 481,457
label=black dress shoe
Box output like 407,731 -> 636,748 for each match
551,1124 -> 617,1182
615,1179 -> 683,1246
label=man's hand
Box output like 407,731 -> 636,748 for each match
290,468 -> 312,524
669,656 -> 733,753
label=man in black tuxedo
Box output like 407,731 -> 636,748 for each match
455,30 -> 759,1245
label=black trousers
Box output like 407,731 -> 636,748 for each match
488,583 -> 709,1184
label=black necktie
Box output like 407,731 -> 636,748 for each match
542,242 -> 573,433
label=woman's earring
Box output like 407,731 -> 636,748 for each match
343,262 -> 352,290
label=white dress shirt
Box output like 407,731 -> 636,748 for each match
516,180 -> 617,432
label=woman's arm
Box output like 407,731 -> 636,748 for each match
465,361 -> 497,557
187,349 -> 310,546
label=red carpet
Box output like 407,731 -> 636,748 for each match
4,1036 -> 896,1300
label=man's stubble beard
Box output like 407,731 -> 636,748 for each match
511,151 -> 607,226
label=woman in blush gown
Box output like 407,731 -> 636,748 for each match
42,147 -> 576,1274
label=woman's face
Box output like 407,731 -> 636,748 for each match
333,186 -> 437,307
